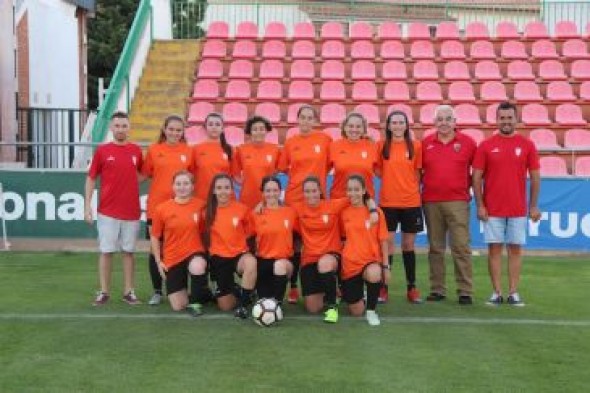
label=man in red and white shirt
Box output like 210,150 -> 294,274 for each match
422,105 -> 477,305
84,111 -> 143,306
472,101 -> 541,307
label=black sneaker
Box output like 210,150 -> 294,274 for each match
234,306 -> 248,319
486,293 -> 504,306
426,292 -> 446,302
507,293 -> 525,307
458,295 -> 473,305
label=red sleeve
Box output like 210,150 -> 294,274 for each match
528,142 -> 540,171
134,145 -> 143,172
88,147 -> 102,179
472,143 -> 487,171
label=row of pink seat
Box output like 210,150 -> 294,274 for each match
206,20 -> 590,40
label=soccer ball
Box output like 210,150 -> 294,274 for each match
251,298 -> 283,327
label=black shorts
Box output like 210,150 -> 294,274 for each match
341,273 -> 366,304
381,206 -> 424,233
166,253 -> 207,295
256,257 -> 282,298
300,253 -> 341,297
209,254 -> 241,297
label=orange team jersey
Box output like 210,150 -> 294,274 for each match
377,140 -> 422,208
250,206 -> 298,259
277,131 -> 331,206
208,201 -> 251,257
340,206 -> 389,280
150,197 -> 206,269
142,142 -> 193,219
232,142 -> 280,209
192,141 -> 233,200
292,198 -> 349,266
329,138 -> 378,199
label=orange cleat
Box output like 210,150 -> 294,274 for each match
377,285 -> 389,304
406,287 -> 423,304
287,287 -> 300,304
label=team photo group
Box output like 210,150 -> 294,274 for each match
84,100 -> 541,326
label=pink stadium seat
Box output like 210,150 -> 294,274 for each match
264,22 -> 287,39
355,104 -> 380,125
469,40 -> 496,60
480,81 -> 508,102
321,22 -> 344,39
530,128 -> 560,149
380,40 -> 405,59
321,103 -> 346,124
408,22 -> 431,40
501,40 -> 528,60
455,104 -> 482,126
384,81 -> 410,101
293,22 -> 315,40
486,103 -> 499,125
224,126 -> 245,146
207,22 -> 229,39
320,81 -> 346,101
539,60 -> 567,80
546,81 -> 576,102
440,40 -> 466,60
413,60 -> 439,80
321,40 -> 345,59
507,60 -> 535,81
228,59 -> 254,79
382,61 -> 407,80
287,103 -> 303,123
202,40 -> 227,58
448,81 -> 476,102
540,156 -> 568,176
416,81 -> 443,102
388,104 -> 415,124
232,40 -> 256,59
287,81 -> 314,101
465,22 -> 490,40
495,21 -> 519,39
323,127 -> 342,141
564,128 -> 590,148
410,40 -> 435,59
292,40 -> 315,59
422,128 -> 436,139
561,39 -> 590,59
351,60 -> 376,80
188,102 -> 215,123
257,81 -> 282,101
351,41 -> 375,59
474,61 -> 502,81
587,22 -> 590,36
225,80 -> 251,100
555,104 -> 587,126
531,40 -> 559,59
290,60 -> 315,80
350,22 -> 373,40
522,104 -> 551,126
574,157 -> 590,176
524,21 -> 549,39
378,22 -> 402,40
262,40 -> 286,59
436,22 -> 460,39
265,129 -> 279,144
321,60 -> 345,80
444,61 -> 470,81
259,59 -> 284,80
555,21 -> 579,39
192,80 -> 219,100
254,102 -> 281,123
571,60 -> 590,80
236,21 -> 258,39
514,81 -> 543,102
222,102 -> 248,124
419,104 -> 438,125
367,128 -> 382,141
461,128 -> 485,145
184,126 -> 208,145
352,81 -> 378,101
579,81 -> 590,100
286,127 -> 301,139
197,59 -> 223,79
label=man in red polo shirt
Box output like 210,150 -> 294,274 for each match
422,105 -> 477,305
84,111 -> 143,306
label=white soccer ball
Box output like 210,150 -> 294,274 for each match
251,298 -> 283,327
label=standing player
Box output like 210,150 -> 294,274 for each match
472,101 -> 541,306
340,175 -> 390,326
149,171 -> 209,315
142,115 -> 193,306
377,110 -> 424,304
84,111 -> 143,306
422,105 -> 476,305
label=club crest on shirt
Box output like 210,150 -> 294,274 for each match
284,219 -> 290,229
222,153 -> 229,161
132,156 -> 137,166
322,214 -> 329,224
515,147 -> 522,157
453,143 -> 461,152
180,154 -> 187,163
266,154 -> 273,163
107,155 -> 115,162
365,219 -> 371,230
314,144 -> 321,154
193,213 -> 199,223
361,151 -> 368,159
232,217 -> 239,227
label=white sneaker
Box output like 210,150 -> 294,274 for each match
148,292 -> 162,306
507,293 -> 525,307
365,310 -> 381,326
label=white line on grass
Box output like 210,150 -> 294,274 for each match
0,313 -> 589,327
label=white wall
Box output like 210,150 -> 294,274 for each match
0,0 -> 18,162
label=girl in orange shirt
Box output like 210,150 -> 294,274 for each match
205,173 -> 257,319
340,174 -> 390,326
378,110 -> 424,304
150,171 -> 210,315
192,113 -> 234,200
142,115 -> 194,306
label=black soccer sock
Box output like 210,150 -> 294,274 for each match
189,273 -> 209,304
239,287 -> 254,307
320,271 -> 337,307
402,250 -> 416,290
273,274 -> 288,303
148,253 -> 163,293
290,252 -> 301,288
366,281 -> 381,311
388,254 -> 394,267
